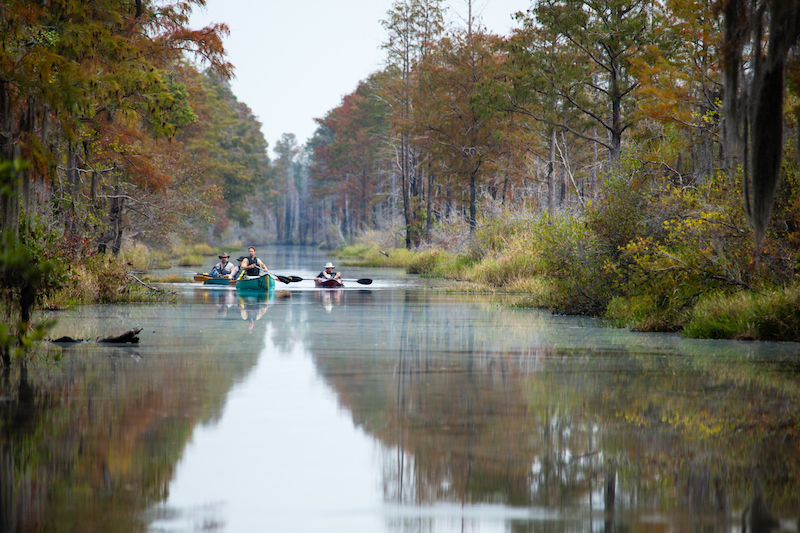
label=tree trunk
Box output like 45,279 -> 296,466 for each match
745,2 -> 800,244
108,185 -> 124,255
548,129 -> 556,220
469,167 -> 477,233
426,168 -> 434,241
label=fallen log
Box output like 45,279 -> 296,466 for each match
126,273 -> 176,294
50,327 -> 143,345
51,336 -> 82,344
99,327 -> 143,344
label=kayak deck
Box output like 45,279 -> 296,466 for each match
315,278 -> 344,288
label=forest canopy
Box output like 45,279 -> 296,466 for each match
0,0 -> 274,252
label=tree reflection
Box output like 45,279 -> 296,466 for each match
0,300 -> 270,531
304,291 -> 800,529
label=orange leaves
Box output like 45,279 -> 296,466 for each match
157,24 -> 233,80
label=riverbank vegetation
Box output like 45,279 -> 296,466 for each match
2,0 -> 800,344
337,162 -> 800,339
318,0 -> 800,341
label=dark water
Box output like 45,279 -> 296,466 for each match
2,246 -> 800,532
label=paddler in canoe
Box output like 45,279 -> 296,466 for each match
230,256 -> 246,279
315,262 -> 343,287
240,246 -> 269,277
210,252 -> 235,279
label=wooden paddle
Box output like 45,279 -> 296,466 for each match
290,276 -> 373,285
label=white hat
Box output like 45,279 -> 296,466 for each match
325,262 -> 335,268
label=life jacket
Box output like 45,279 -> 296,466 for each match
244,257 -> 262,276
215,261 -> 233,275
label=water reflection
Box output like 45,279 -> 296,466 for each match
238,292 -> 271,334
1,297 -> 273,532
315,288 -> 343,312
301,291 -> 800,531
2,265 -> 800,532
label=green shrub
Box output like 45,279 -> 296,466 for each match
528,214 -> 615,314
605,295 -> 689,332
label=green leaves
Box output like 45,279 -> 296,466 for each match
175,67 -> 270,229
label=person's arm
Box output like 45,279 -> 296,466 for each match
334,272 -> 341,279
258,259 -> 267,272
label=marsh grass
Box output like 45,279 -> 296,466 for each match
466,239 -> 539,288
178,253 -> 204,267
509,277 -> 563,309
337,244 -> 415,268
683,286 -> 800,341
188,243 -> 215,256
42,258 -> 173,309
407,248 -> 448,275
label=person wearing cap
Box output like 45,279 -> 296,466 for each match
315,262 -> 341,283
229,256 -> 246,280
210,252 -> 235,278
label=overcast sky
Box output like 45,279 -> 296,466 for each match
190,0 -> 532,156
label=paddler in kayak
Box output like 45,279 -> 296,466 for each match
315,262 -> 342,286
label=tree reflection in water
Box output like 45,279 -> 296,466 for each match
304,291 -> 800,531
0,300 -> 271,532
2,289 -> 800,531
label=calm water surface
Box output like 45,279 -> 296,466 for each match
3,246 -> 800,532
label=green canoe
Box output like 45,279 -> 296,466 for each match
235,274 -> 275,292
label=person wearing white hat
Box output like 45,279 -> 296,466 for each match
315,262 -> 341,283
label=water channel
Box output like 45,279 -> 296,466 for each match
2,245 -> 800,532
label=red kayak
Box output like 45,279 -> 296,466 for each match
315,278 -> 344,288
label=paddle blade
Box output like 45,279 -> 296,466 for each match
275,275 -> 292,284
287,276 -> 304,282
356,278 -> 373,285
